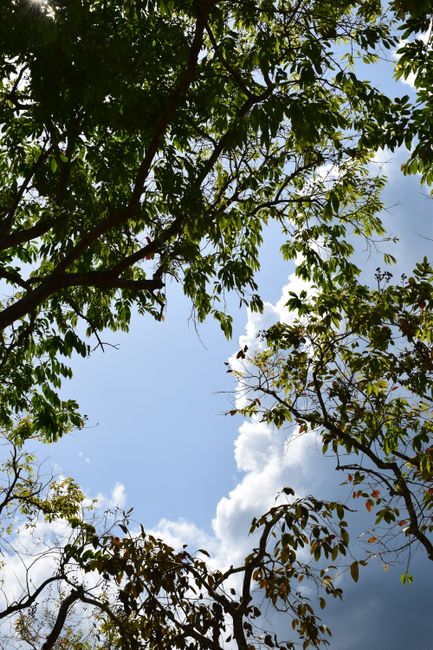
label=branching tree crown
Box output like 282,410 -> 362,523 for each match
233,261 -> 433,573
0,3 -> 432,646
0,432 -> 357,650
0,0 -> 398,438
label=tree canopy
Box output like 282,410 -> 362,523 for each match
0,0 -> 402,439
233,261 -> 433,571
0,433 -> 356,650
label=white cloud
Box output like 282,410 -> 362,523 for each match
234,419 -> 273,472
90,481 -> 127,510
148,518 -> 215,554
151,263 -> 319,571
110,482 -> 127,508
0,479 -> 129,644
0,520 -> 67,605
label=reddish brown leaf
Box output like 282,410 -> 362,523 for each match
350,561 -> 359,582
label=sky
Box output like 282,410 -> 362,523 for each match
13,37 -> 433,650
34,150 -> 433,648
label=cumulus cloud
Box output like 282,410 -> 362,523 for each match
148,240 -> 433,650
89,481 -> 127,510
110,482 -> 127,508
151,263 -> 320,570
148,518 -> 215,553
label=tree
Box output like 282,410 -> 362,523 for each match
0,0 -> 397,439
387,0 -> 433,184
227,0 -> 433,572
232,261 -> 433,573
0,430 -> 357,649
0,0 -> 432,646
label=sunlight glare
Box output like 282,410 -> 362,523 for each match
27,0 -> 55,18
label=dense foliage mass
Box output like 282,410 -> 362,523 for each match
0,0 -> 402,438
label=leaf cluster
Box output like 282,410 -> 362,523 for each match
0,432 -> 360,649
234,260 -> 433,566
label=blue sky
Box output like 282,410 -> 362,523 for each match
44,217 -> 291,530
29,51 -> 433,648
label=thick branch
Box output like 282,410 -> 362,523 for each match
41,587 -> 83,650
30,270 -> 164,292
0,268 -> 29,290
0,575 -> 62,620
53,0 -> 216,277
0,270 -> 163,331
0,218 -> 53,252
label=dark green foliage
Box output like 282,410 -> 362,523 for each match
371,2 -> 433,184
0,0 -> 396,438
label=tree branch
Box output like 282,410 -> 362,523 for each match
53,0 -> 216,278
41,587 -> 83,650
0,270 -> 163,331
0,575 -> 63,621
256,376 -> 433,562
